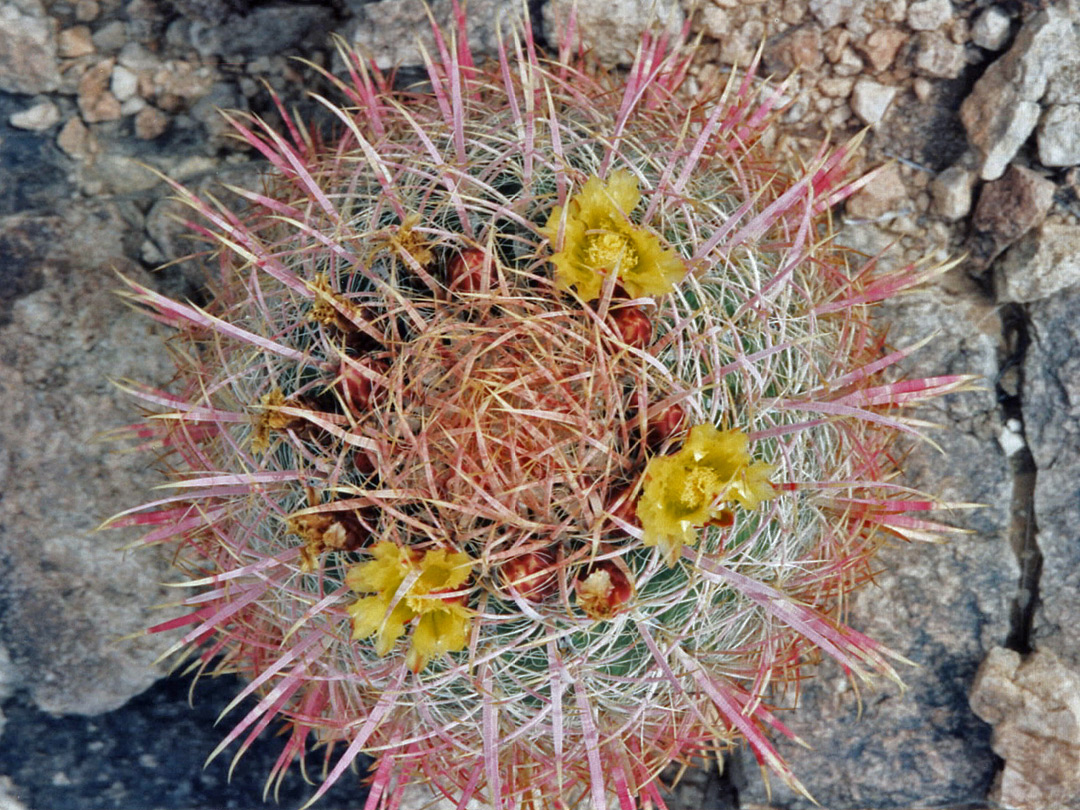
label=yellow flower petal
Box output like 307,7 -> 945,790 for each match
636,424 -> 776,563
345,542 -> 475,670
542,171 -> 685,302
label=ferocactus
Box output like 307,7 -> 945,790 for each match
107,7 -> 973,808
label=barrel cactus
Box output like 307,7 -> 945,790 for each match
107,6 -> 972,808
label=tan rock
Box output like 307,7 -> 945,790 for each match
857,27 -> 906,72
845,162 -> 908,220
970,647 -> 1080,809
57,23 -> 93,57
56,115 -> 97,160
77,57 -> 122,122
134,105 -> 169,139
769,24 -> 824,74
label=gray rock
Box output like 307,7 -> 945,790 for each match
969,647 -> 1080,809
737,290 -> 1011,808
188,4 -> 334,57
1025,287 -> 1080,670
347,0 -> 523,70
960,6 -> 1075,180
808,0 -> 857,29
8,99 -> 61,131
1037,104 -> 1080,167
971,6 -> 1011,51
543,0 -> 683,66
0,204 -> 176,716
0,0 -> 61,94
931,165 -> 974,221
996,223 -> 1080,303
912,31 -> 966,78
907,0 -> 952,32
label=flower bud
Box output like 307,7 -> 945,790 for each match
646,402 -> 685,448
338,358 -> 388,414
608,306 -> 652,349
447,248 -> 496,293
501,548 -> 557,601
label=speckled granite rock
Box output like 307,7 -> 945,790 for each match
1025,286 -> 1080,670
0,204 -> 176,716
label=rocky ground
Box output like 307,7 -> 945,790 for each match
1,0 -> 1079,808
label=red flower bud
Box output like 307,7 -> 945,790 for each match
646,403 -> 685,448
608,306 -> 652,349
338,358 -> 388,414
447,248 -> 496,293
501,548 -> 557,601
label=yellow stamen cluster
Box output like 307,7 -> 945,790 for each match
636,424 -> 776,564
541,170 -> 685,301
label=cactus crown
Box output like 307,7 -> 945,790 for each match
108,5 -> 974,809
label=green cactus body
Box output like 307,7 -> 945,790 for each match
108,7 -> 974,809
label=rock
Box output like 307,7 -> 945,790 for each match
90,18 -> 125,52
737,290 -> 1011,808
767,24 -> 824,74
907,0 -> 951,32
996,222 -> 1080,303
845,162 -> 908,220
187,4 -> 333,57
0,204 -> 176,716
960,6 -> 1074,180
8,99 -> 60,131
808,0 -> 856,29
134,105 -> 169,139
913,31 -> 966,78
77,58 -> 122,123
698,5 -> 730,39
56,115 -> 97,160
1045,60 -> 1080,105
74,0 -> 98,21
850,78 -> 897,127
831,45 -> 864,77
109,63 -> 138,102
0,0 -> 61,94
1037,104 -> 1080,167
970,165 -> 1056,271
147,59 -> 216,110
347,0 -> 521,70
971,6 -> 1011,51
969,647 -> 1080,809
543,0 -> 683,66
1025,286 -> 1080,672
931,165 -> 974,220
57,23 -> 94,57
856,27 -> 906,72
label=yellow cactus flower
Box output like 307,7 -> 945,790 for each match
636,424 -> 776,564
346,541 -> 474,671
541,170 -> 685,301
